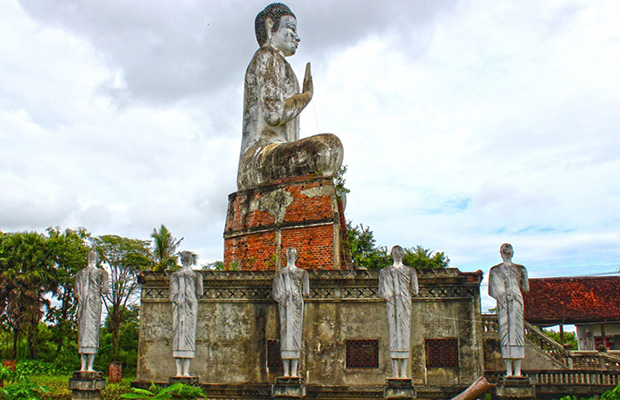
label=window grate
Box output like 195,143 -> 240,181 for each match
267,339 -> 283,370
346,339 -> 379,368
425,338 -> 459,368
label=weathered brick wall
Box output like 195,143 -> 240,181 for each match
224,175 -> 346,270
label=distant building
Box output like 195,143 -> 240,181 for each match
523,276 -> 620,350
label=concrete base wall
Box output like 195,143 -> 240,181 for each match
136,269 -> 484,387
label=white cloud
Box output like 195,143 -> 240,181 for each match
1,0 -> 619,280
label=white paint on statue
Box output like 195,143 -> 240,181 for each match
488,243 -> 530,377
378,245 -> 418,379
273,247 -> 309,377
75,250 -> 110,372
238,3 -> 342,190
169,251 -> 204,377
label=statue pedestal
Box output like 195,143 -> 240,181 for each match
496,377 -> 535,400
224,175 -> 346,271
384,378 -> 416,400
169,376 -> 199,385
68,371 -> 106,400
272,377 -> 306,398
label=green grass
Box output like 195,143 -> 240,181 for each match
27,374 -> 135,400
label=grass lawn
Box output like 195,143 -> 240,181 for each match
29,374 -> 135,400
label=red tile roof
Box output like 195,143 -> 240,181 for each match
523,276 -> 620,324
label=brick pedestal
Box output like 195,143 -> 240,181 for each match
224,175 -> 347,270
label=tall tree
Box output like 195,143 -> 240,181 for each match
345,222 -> 449,270
403,245 -> 449,269
95,235 -> 151,362
150,225 -> 182,272
46,227 -> 90,356
0,232 -> 55,358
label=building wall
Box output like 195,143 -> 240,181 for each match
136,269 -> 484,387
577,323 -> 620,350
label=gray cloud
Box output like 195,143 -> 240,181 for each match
17,0 -> 456,105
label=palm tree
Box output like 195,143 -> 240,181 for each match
0,232 -> 55,358
150,225 -> 183,273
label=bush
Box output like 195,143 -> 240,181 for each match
16,360 -> 56,376
0,367 -> 49,400
121,382 -> 207,400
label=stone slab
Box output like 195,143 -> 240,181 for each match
169,376 -> 200,385
384,378 -> 416,399
273,377 -> 306,398
496,377 -> 535,400
68,372 -> 105,400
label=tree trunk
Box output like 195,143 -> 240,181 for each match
55,292 -> 70,356
28,331 -> 37,359
12,327 -> 19,359
111,306 -> 121,362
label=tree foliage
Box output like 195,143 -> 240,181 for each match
345,221 -> 449,270
94,235 -> 151,362
0,227 -> 154,373
0,232 -> 55,359
45,227 -> 90,357
150,225 -> 182,273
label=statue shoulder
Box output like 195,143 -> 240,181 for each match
249,46 -> 283,69
489,264 -> 502,275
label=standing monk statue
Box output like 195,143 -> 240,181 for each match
75,250 -> 109,372
273,247 -> 310,377
238,3 -> 343,190
169,251 -> 204,377
489,243 -> 530,377
378,245 -> 418,379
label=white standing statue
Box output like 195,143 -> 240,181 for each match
488,243 -> 530,377
169,251 -> 204,377
273,247 -> 310,377
378,245 -> 418,379
75,250 -> 109,372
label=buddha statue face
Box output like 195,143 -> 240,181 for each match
268,14 -> 299,57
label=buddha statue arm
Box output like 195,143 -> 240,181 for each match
260,55 -> 313,127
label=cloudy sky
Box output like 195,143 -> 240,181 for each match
2,0 -> 619,308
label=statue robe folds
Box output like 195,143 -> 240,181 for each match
75,267 -> 109,355
169,269 -> 204,358
488,263 -> 529,359
238,46 -> 343,190
378,266 -> 418,359
273,267 -> 310,359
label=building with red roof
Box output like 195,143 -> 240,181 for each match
523,276 -> 620,350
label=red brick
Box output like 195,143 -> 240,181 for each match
224,176 -> 347,270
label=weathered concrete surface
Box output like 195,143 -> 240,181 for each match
136,269 -> 484,389
68,371 -> 105,400
495,377 -> 535,400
